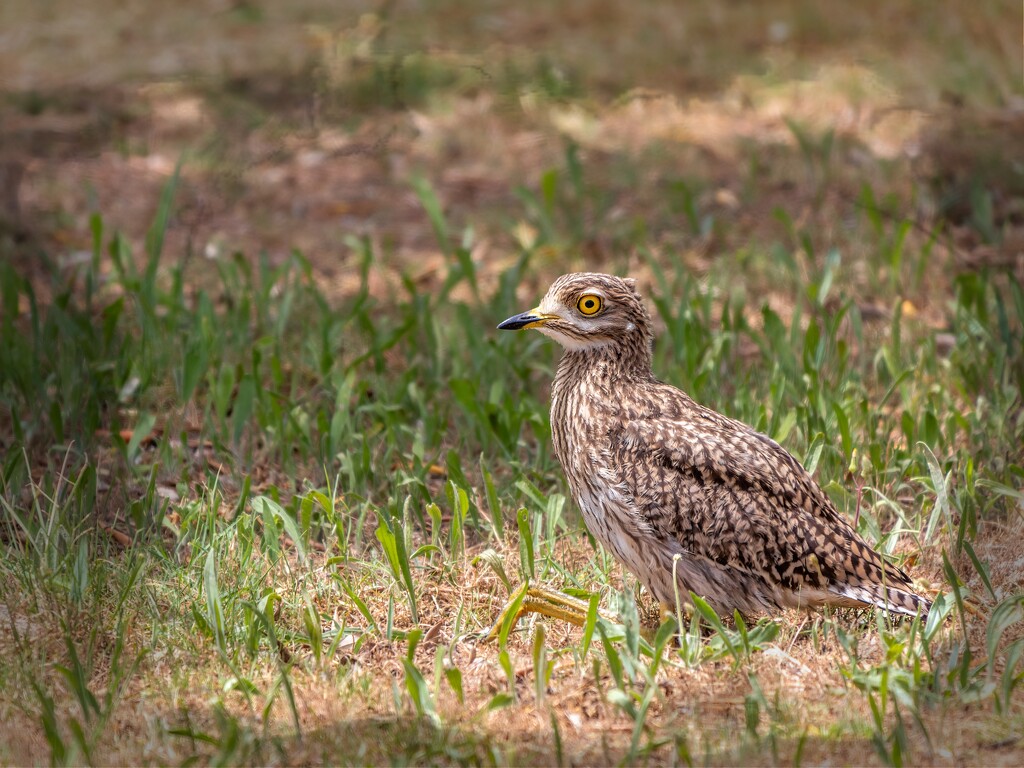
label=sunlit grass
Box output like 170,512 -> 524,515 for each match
2,6 -> 1024,754
1,144 -> 1022,764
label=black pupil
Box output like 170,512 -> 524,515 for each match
584,299 -> 594,309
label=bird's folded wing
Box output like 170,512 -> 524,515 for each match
607,415 -> 918,602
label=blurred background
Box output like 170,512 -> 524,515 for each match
1,0 -> 1021,304
1,4 -> 1023,764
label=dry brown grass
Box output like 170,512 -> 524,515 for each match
1,1 -> 1022,765
3,495 -> 1023,765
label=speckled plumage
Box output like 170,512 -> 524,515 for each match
499,272 -> 930,618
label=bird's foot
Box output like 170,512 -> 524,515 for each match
485,583 -> 597,642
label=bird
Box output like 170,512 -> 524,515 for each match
495,272 -> 930,627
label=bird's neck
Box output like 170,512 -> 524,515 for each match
553,333 -> 654,392
549,333 -> 653,471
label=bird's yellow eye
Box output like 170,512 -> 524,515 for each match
576,294 -> 603,316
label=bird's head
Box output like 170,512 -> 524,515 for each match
498,272 -> 652,355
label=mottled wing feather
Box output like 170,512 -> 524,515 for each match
608,395 -> 928,616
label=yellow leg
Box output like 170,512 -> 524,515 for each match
486,583 -> 596,642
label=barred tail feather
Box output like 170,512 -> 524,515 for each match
829,582 -> 931,617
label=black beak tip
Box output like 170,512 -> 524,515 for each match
497,312 -> 535,331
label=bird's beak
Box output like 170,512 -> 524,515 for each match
497,307 -> 556,331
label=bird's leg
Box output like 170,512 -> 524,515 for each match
485,583 -> 596,642
633,586 -> 669,641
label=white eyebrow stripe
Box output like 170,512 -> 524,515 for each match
539,295 -> 557,314
540,288 -> 607,315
